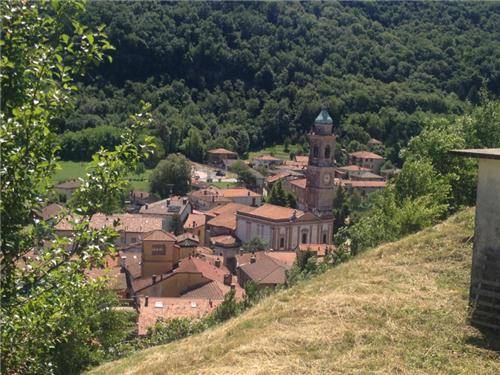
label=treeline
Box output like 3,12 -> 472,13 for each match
56,1 -> 500,164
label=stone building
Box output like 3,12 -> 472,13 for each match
207,148 -> 238,167
451,148 -> 500,333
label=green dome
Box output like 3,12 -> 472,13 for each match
315,109 -> 333,124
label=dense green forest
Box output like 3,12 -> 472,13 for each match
57,1 -> 500,165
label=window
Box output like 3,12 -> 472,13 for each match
131,237 -> 137,244
313,146 -> 319,158
322,233 -> 328,244
279,236 -> 285,249
152,244 -> 166,255
324,145 -> 330,159
301,231 -> 308,244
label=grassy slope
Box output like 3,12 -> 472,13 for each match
247,143 -> 303,161
90,209 -> 499,374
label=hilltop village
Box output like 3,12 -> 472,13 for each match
46,110 -> 389,335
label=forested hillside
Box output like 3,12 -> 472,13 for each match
58,1 -> 500,164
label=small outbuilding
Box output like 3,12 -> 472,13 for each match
450,148 -> 500,334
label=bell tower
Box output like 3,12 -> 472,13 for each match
305,110 -> 337,218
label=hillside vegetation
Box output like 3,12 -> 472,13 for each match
90,208 -> 500,374
56,2 -> 500,164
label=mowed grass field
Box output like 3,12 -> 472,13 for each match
53,161 -> 152,191
89,208 -> 500,374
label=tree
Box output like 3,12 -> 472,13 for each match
241,237 -> 268,253
267,180 -> 296,208
1,1 -> 153,373
150,154 -> 191,197
170,213 -> 183,235
230,160 -> 256,187
182,127 -> 205,162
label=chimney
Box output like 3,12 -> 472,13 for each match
204,190 -> 207,196
166,198 -> 171,206
192,221 -> 196,229
209,299 -> 213,308
247,191 -> 250,196
224,273 -> 232,286
230,283 -> 236,290
152,274 -> 157,284
250,254 -> 256,264
145,204 -> 149,209
119,256 -> 126,268
183,197 -> 188,205
214,257 -> 221,268
144,296 -> 149,307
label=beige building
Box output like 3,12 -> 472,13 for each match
251,154 -> 283,169
183,212 -> 207,245
139,196 -> 191,232
207,148 -> 238,167
348,151 -> 385,173
141,230 -> 179,277
236,204 -> 334,251
335,178 -> 386,196
55,180 -> 81,201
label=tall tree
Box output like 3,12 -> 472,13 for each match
149,154 -> 192,197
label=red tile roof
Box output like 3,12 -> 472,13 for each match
289,178 -> 307,189
239,253 -> 294,285
206,202 -> 254,217
143,229 -> 176,242
139,196 -> 190,215
208,148 -> 237,155
336,179 -> 387,188
266,172 -> 291,184
210,234 -> 238,247
349,151 -> 384,160
207,212 -> 238,231
55,213 -> 164,233
254,154 -> 281,161
239,204 -> 305,221
220,188 -> 260,198
338,165 -> 371,172
137,297 -> 221,335
176,232 -> 200,244
183,213 -> 206,229
40,203 -> 64,220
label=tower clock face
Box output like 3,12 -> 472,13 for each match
323,173 -> 331,184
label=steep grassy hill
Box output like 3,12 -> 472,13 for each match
90,209 -> 499,374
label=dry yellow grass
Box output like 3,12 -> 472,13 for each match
90,208 -> 499,374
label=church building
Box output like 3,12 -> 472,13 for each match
235,110 -> 336,250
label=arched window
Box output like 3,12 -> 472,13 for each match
301,231 -> 308,244
324,145 -> 331,159
322,233 -> 328,244
313,146 -> 319,158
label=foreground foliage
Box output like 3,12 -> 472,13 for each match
0,1 -> 153,373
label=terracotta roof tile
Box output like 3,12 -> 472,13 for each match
254,154 -> 281,161
55,213 -> 164,233
176,232 -> 200,244
55,180 -> 81,189
349,151 -> 384,159
210,234 -> 238,247
139,196 -> 190,215
137,297 -> 221,335
338,165 -> 371,172
294,155 -> 309,164
336,179 -> 387,188
143,229 -> 176,242
207,212 -> 238,231
266,172 -> 291,183
183,213 -> 206,229
289,178 -> 307,189
219,188 -> 260,198
206,202 -> 254,217
40,203 -> 64,220
208,148 -> 237,155
239,204 -> 305,221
